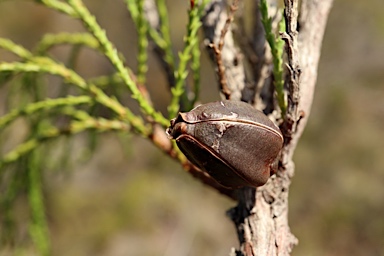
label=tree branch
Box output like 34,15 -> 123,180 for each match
227,0 -> 334,255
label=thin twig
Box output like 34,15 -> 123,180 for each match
202,0 -> 248,102
218,0 -> 239,51
209,43 -> 231,99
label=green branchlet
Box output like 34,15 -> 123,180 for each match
68,0 -> 168,127
167,3 -> 205,118
35,0 -> 79,17
155,0 -> 175,72
260,0 -> 287,116
0,117 -> 131,169
0,96 -> 92,130
87,73 -> 123,89
136,0 -> 149,85
125,0 -> 171,61
125,0 -> 150,85
0,38 -> 33,59
125,0 -> 175,95
34,32 -> 100,55
0,59 -> 149,135
190,29 -> 201,108
27,151 -> 51,256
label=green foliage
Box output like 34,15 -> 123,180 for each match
0,0 -> 211,254
167,1 -> 209,117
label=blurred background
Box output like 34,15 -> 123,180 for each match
0,0 -> 383,255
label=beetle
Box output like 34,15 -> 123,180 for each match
166,100 -> 283,189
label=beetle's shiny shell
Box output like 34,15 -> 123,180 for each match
166,100 -> 283,189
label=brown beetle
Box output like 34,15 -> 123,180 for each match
166,100 -> 283,189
